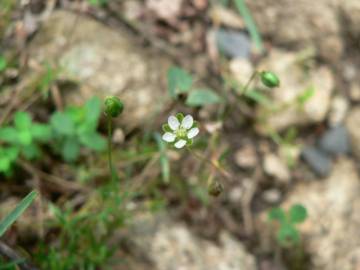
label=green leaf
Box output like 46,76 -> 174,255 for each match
5,147 -> 19,161
62,137 -> 80,162
0,190 -> 37,237
22,144 -> 41,160
17,130 -> 32,145
0,127 -> 18,144
0,55 -> 7,72
167,66 -> 193,98
51,112 -> 75,136
84,96 -> 101,128
31,124 -> 52,142
268,207 -> 286,223
14,112 -> 32,130
289,204 -> 308,224
0,158 -> 11,173
154,133 -> 170,183
244,90 -> 271,106
277,224 -> 300,246
79,132 -> 106,151
66,106 -> 85,123
186,89 -> 223,107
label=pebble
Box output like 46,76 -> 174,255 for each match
328,96 -> 349,127
318,125 -> 350,156
301,146 -> 333,177
234,145 -> 258,169
216,29 -> 252,59
263,154 -> 291,184
262,189 -> 282,204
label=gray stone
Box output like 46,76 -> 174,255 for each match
216,29 -> 252,59
318,125 -> 350,156
301,146 -> 332,177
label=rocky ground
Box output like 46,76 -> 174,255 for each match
1,0 -> 360,269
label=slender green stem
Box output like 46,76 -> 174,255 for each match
107,116 -> 115,182
242,70 -> 259,95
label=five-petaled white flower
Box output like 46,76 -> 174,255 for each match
162,113 -> 199,149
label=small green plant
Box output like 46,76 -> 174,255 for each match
50,96 -> 106,162
268,204 -> 308,246
167,66 -> 223,107
36,96 -> 126,270
0,112 -> 51,174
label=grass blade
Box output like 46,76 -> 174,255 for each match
0,191 -> 37,237
233,0 -> 264,53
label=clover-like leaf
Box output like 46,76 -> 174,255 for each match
268,207 -> 286,223
277,223 -> 300,246
289,204 -> 308,224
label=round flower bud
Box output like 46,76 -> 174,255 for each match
104,96 -> 124,118
260,71 -> 280,88
208,181 -> 224,197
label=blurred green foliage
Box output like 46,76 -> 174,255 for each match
0,112 -> 51,174
0,97 -> 106,175
268,204 -> 308,246
50,96 -> 106,162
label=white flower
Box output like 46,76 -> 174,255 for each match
162,113 -> 199,148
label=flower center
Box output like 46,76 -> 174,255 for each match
175,127 -> 187,138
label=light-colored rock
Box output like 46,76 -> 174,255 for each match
280,159 -> 360,270
328,95 -> 349,127
349,82 -> 360,102
112,128 -> 125,144
262,189 -> 281,204
256,49 -> 334,133
234,144 -> 258,169
28,11 -> 170,130
229,58 -> 254,86
210,5 -> 245,29
128,214 -> 256,270
146,0 -> 183,21
263,153 -> 291,184
345,107 -> 360,158
245,0 -> 342,62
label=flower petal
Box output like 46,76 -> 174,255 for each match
162,132 -> 176,142
181,115 -> 193,129
187,127 -> 199,139
174,139 -> 187,149
168,116 -> 180,130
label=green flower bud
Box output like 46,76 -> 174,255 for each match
208,180 -> 224,197
260,71 -> 280,88
104,96 -> 124,118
